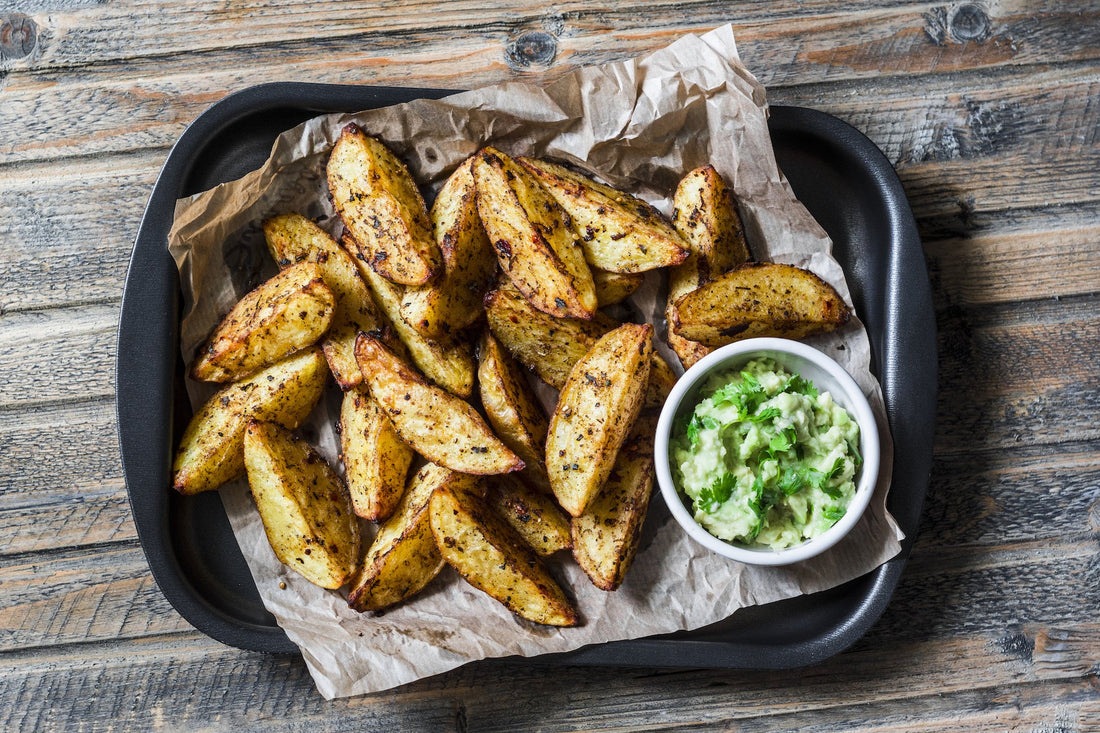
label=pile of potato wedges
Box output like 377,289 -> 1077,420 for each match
172,122 -> 851,627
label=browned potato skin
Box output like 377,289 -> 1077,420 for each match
327,123 -> 442,286
190,262 -> 335,383
339,387 -> 415,521
593,269 -> 645,307
344,235 -> 475,398
347,462 -> 454,612
546,324 -> 653,517
484,280 -> 675,409
670,262 -> 851,347
173,348 -> 329,495
263,213 -> 389,389
667,165 -> 751,368
488,475 -> 572,556
572,413 -> 657,590
429,481 -> 578,627
400,158 -> 498,339
243,420 -> 360,590
518,157 -> 688,274
473,147 -> 597,320
354,333 -> 524,475
478,332 -> 551,493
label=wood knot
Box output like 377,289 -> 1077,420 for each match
949,3 -> 991,42
1,13 -> 37,61
505,31 -> 558,70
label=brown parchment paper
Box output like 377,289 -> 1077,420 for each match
168,25 -> 903,699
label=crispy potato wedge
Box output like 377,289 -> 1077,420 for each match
473,147 -> 597,320
546,324 -> 653,517
355,333 -> 523,475
173,348 -> 328,495
593,269 -> 645,307
488,476 -> 572,556
518,157 -> 688,273
478,332 -> 551,492
429,481 -> 578,626
347,462 -> 456,612
340,387 -> 415,521
671,262 -> 851,347
345,236 -> 475,397
399,158 -> 498,338
572,413 -> 657,590
263,213 -> 390,389
327,123 -> 441,286
484,281 -> 674,409
190,262 -> 335,383
243,420 -> 360,589
666,165 -> 751,367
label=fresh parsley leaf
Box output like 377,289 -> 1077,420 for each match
823,506 -> 847,522
777,468 -> 805,496
686,414 -> 702,448
700,415 -> 720,431
747,406 -> 781,423
824,455 -> 845,481
848,439 -> 863,467
768,426 -> 797,454
785,374 -> 818,398
710,371 -> 768,417
698,472 -> 737,513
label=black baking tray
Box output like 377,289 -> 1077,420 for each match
116,83 -> 936,665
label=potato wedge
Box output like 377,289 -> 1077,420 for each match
173,348 -> 328,495
399,158 -> 498,338
667,165 -> 751,367
354,333 -> 523,475
488,476 -> 572,556
478,332 -> 551,492
243,420 -> 360,589
484,281 -> 674,409
546,324 -> 653,516
473,147 -> 597,320
263,212 -> 389,389
340,387 -> 415,521
347,462 -> 456,612
593,269 -> 645,307
572,413 -> 657,590
670,262 -> 851,347
344,236 -> 475,397
518,157 -> 688,273
327,123 -> 441,286
429,481 -> 578,626
190,262 -> 335,383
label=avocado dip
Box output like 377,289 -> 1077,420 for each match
671,358 -> 862,550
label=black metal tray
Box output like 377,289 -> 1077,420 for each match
116,83 -> 936,665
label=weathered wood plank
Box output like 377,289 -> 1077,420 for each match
1,5 -> 1098,165
0,302 -> 118,408
0,491 -> 135,556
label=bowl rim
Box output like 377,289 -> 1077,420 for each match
654,337 -> 881,566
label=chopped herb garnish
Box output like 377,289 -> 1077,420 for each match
823,506 -> 847,522
747,406 -> 782,423
699,472 -> 737,513
786,374 -> 818,398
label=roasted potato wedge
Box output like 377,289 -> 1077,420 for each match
488,476 -> 572,556
546,324 -> 653,517
327,123 -> 441,286
243,420 -> 360,589
518,157 -> 688,274
429,481 -> 578,626
355,333 -> 523,475
399,158 -> 497,338
347,462 -> 455,612
478,332 -> 551,492
340,387 -> 415,521
263,212 -> 391,389
173,348 -> 328,495
345,236 -> 475,397
190,262 -> 335,383
572,413 -> 657,590
473,147 -> 597,320
484,281 -> 674,409
670,262 -> 851,347
593,269 -> 645,307
667,165 -> 752,367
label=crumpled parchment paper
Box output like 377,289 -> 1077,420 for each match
168,25 -> 903,699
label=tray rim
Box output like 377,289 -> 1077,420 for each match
116,81 -> 935,666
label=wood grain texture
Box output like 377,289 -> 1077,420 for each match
1,0 -> 1098,726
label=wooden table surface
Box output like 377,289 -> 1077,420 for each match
2,1 -> 1099,730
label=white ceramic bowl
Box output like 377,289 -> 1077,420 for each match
655,338 -> 880,566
